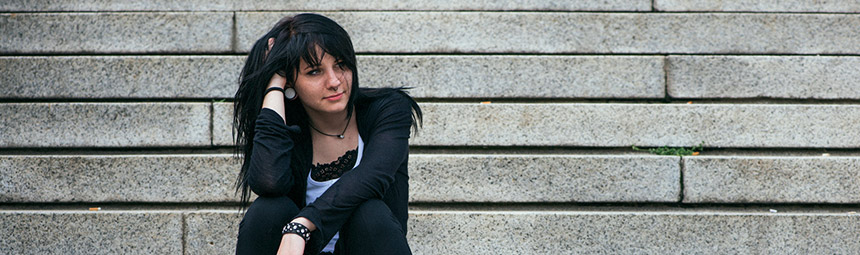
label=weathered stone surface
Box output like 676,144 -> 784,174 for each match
668,56 -> 860,99
684,156 -> 860,203
412,103 -> 860,148
0,155 -> 240,202
409,154 -> 679,202
0,211 -> 183,255
0,103 -> 210,147
360,56 -> 665,99
182,210 -> 860,254
0,13 -> 232,53
237,12 -> 860,54
0,0 -> 232,11
213,102 -> 233,146
0,56 -> 243,99
0,0 -> 648,11
186,211 -> 243,255
0,55 -> 662,99
214,103 -> 860,148
408,211 -> 860,254
656,0 -> 860,12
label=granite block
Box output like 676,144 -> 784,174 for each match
411,103 -> 860,148
0,56 -> 243,99
409,154 -> 679,202
0,103 -> 211,147
684,156 -> 860,203
655,0 -> 860,12
408,211 -> 860,254
0,0 -> 649,11
0,155 -> 240,202
0,0 -> 233,11
0,211 -> 183,255
185,211 -> 243,255
360,55 -> 665,99
0,13 -> 232,53
237,12 -> 860,54
668,56 -> 860,99
212,102 -> 233,146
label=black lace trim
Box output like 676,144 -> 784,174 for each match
311,148 -> 358,182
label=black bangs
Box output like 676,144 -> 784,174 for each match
294,31 -> 357,74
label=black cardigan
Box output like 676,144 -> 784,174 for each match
246,88 -> 415,254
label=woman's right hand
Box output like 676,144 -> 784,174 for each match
262,37 -> 289,121
266,37 -> 287,89
268,72 -> 287,89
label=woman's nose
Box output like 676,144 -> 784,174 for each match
326,70 -> 342,88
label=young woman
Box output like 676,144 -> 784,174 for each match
233,13 -> 421,255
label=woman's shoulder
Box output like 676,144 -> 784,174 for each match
357,87 -> 416,112
356,87 -> 423,131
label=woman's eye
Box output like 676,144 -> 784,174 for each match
307,69 -> 320,75
336,62 -> 347,70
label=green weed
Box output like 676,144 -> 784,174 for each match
632,141 -> 705,156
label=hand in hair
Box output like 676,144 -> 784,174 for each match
266,37 -> 287,90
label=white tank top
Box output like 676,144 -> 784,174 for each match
305,135 -> 364,253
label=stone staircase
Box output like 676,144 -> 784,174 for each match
3,1 -> 860,254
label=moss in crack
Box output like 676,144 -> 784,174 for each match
632,141 -> 705,156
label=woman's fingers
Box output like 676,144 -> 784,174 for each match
269,72 -> 287,89
266,37 -> 275,56
264,37 -> 287,89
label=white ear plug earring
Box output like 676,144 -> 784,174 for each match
284,87 -> 297,100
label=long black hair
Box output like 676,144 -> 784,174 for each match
233,13 -> 362,206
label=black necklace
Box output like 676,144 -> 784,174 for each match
309,118 -> 349,139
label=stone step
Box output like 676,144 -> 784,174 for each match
5,12 -> 860,54
668,56 -> 860,99
6,154 -> 860,204
0,0 -> 648,11
3,210 -> 858,254
0,103 -> 211,148
684,156 -> 860,203
1,12 -> 233,54
407,210 -> 860,254
236,12 -> 860,54
11,0 -> 855,13
655,0 -> 860,12
0,154 -> 679,203
0,55 -> 665,99
5,103 -> 858,148
212,103 -> 860,148
8,55 -> 860,100
1,211 -> 184,255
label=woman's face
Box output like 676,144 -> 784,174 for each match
292,48 -> 353,116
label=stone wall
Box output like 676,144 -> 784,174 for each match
2,1 -> 860,254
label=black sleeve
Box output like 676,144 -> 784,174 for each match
295,93 -> 414,242
247,108 -> 302,197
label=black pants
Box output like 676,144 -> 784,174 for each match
236,196 -> 412,255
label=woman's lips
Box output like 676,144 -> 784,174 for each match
324,93 -> 343,101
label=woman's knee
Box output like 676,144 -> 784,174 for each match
239,196 -> 300,234
344,199 -> 403,235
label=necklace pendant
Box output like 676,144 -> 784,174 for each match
337,135 -> 345,139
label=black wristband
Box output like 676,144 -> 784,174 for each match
282,222 -> 311,242
265,86 -> 285,95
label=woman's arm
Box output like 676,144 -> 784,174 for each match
294,92 -> 415,242
245,73 -> 299,197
